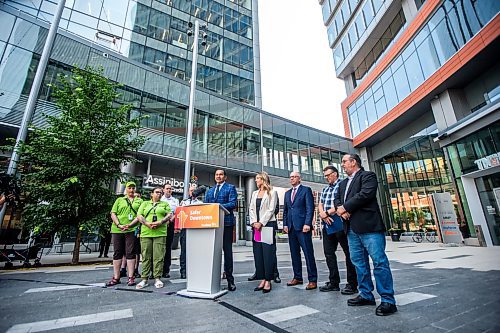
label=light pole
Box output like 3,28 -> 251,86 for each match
182,20 -> 207,197
0,0 -> 66,224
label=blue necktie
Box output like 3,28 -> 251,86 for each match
214,184 -> 220,198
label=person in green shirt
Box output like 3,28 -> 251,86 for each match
106,181 -> 143,287
136,187 -> 173,289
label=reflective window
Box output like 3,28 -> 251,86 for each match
99,0 -> 127,27
73,0 -> 102,17
322,0 -> 331,24
362,1 -> 375,27
298,142 -> 310,174
332,0 -> 393,69
148,8 -> 170,42
126,2 -> 149,34
207,1 -> 224,27
169,0 -> 191,13
347,0 -> 499,136
140,93 -> 167,155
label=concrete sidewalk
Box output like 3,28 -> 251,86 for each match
3,237 -> 499,273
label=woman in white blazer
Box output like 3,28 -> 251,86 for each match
249,171 -> 278,293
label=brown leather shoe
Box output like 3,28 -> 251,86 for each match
286,278 -> 303,286
305,282 -> 317,290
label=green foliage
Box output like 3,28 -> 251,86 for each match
15,66 -> 146,260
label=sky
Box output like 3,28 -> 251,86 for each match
258,1 -> 347,137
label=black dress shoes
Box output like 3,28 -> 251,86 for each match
263,284 -> 272,293
376,302 -> 398,316
248,273 -> 257,281
254,285 -> 264,291
319,282 -> 340,292
347,295 -> 376,306
227,281 -> 236,291
341,284 -> 358,295
274,275 -> 281,283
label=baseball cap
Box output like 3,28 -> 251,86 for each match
125,181 -> 136,188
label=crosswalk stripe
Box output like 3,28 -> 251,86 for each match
6,309 -> 133,333
255,305 -> 319,324
233,273 -> 253,277
393,292 -> 437,306
24,283 -> 104,293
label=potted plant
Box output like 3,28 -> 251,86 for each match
388,228 -> 403,241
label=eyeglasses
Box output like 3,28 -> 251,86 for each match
323,172 -> 334,178
164,188 -> 172,191
153,191 -> 162,194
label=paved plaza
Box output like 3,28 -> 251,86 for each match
0,240 -> 499,333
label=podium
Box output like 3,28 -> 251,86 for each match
175,203 -> 229,299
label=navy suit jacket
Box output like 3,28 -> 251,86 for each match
283,185 -> 314,231
205,183 -> 238,226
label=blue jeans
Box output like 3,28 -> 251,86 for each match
347,230 -> 395,304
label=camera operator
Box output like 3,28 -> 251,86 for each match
0,174 -> 19,209
177,184 -> 206,279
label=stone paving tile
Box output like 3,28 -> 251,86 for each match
2,241 -> 500,332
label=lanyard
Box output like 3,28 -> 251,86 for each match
125,197 -> 137,215
145,202 -> 159,218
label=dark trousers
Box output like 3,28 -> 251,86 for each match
254,222 -> 277,281
179,229 -> 186,275
223,225 -> 234,283
252,231 -> 279,278
288,225 -> 317,282
162,221 -> 175,274
323,230 -> 357,287
98,233 -> 111,257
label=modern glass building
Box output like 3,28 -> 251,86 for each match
0,1 -> 354,243
320,0 -> 499,246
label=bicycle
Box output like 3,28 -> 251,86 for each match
412,231 -> 438,243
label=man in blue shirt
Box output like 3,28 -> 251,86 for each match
318,165 -> 357,294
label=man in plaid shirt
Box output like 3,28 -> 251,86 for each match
318,165 -> 358,294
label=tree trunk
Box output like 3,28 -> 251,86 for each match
72,227 -> 81,265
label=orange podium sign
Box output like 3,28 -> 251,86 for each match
174,204 -> 220,229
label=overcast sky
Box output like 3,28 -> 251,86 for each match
258,1 -> 346,137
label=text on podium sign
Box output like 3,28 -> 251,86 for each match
174,204 -> 220,229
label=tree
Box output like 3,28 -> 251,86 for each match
15,66 -> 146,264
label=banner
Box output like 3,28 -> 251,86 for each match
174,204 -> 220,229
431,192 -> 463,244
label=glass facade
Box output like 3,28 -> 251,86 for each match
347,0 -> 500,137
353,10 -> 405,86
444,121 -> 500,243
376,126 -> 459,233
331,0 -> 387,69
0,5 -> 352,185
8,0 -> 256,105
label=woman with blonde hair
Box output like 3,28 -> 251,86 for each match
249,171 -> 278,293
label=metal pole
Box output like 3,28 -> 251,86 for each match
183,20 -> 200,197
7,0 -> 66,175
0,0 -> 66,225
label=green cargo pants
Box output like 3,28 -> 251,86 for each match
140,236 -> 166,280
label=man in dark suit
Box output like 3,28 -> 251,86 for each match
334,154 -> 397,316
283,171 -> 318,290
205,169 -> 238,291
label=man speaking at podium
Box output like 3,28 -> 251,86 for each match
205,169 -> 238,291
